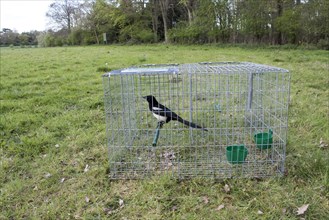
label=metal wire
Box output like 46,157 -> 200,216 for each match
102,62 -> 290,179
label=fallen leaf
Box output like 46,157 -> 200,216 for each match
257,210 -> 263,215
85,196 -> 90,203
282,208 -> 287,214
60,160 -> 68,166
84,164 -> 89,172
215,204 -> 225,211
104,207 -> 113,214
162,151 -> 176,160
44,173 -> 51,178
171,205 -> 178,211
296,204 -> 309,215
319,138 -> 328,148
226,204 -> 236,210
223,195 -> 233,202
224,184 -> 230,193
202,196 -> 209,204
119,199 -> 124,208
60,178 -> 65,183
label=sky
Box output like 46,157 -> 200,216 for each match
0,0 -> 51,33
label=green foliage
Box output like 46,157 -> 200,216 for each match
1,45 -> 328,219
69,29 -> 96,45
136,29 -> 154,43
119,24 -> 154,44
275,9 -> 300,44
1,0 -> 329,47
1,29 -> 40,47
317,38 -> 329,50
44,33 -> 56,47
170,1 -> 218,44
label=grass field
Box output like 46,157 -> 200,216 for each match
1,45 -> 328,219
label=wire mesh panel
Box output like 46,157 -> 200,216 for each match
102,62 -> 290,179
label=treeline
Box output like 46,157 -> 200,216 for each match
1,0 -> 328,49
0,29 -> 40,47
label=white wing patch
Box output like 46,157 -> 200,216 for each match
152,107 -> 163,111
152,113 -> 167,122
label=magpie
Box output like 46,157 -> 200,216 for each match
143,95 -> 208,131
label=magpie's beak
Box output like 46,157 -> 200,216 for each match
142,96 -> 147,99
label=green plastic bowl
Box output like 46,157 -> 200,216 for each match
254,130 -> 273,149
226,145 -> 248,164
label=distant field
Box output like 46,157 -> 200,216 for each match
1,45 -> 328,219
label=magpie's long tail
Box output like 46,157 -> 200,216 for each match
176,117 -> 208,131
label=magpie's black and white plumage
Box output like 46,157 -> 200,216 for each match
143,95 -> 208,131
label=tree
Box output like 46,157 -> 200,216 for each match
179,0 -> 197,25
46,0 -> 79,33
0,28 -> 19,46
108,0 -> 154,43
149,0 -> 160,42
159,0 -> 171,43
275,9 -> 300,44
83,0 -> 114,44
239,0 -> 272,43
23,0 -> 329,47
299,0 -> 329,44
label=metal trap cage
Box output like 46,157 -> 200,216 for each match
102,62 -> 290,179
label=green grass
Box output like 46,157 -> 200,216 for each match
1,45 -> 328,219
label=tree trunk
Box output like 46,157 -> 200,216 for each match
187,7 -> 193,25
159,0 -> 170,43
163,16 -> 169,43
151,0 -> 159,42
67,17 -> 71,32
93,28 -> 99,45
65,0 -> 72,33
182,0 -> 195,26
276,0 -> 283,45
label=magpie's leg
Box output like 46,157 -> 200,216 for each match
158,121 -> 165,129
153,121 -> 164,147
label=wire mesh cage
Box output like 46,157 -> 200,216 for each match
102,62 -> 290,179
